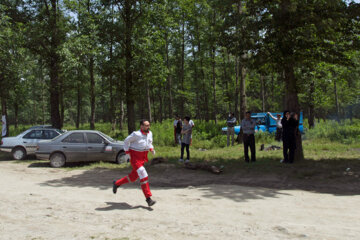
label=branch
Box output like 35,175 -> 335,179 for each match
42,0 -> 51,17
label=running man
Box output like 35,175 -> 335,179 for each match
112,120 -> 156,207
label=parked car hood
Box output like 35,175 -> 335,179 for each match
1,136 -> 18,141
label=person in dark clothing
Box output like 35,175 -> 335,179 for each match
179,116 -> 192,163
281,111 -> 299,163
241,111 -> 257,162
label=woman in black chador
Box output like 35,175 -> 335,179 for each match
281,111 -> 299,163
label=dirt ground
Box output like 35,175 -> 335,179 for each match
1,160 -> 360,240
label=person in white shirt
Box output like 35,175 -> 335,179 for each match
267,112 -> 282,141
113,120 -> 156,207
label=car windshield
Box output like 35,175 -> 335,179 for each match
16,130 -> 30,137
99,132 -> 115,142
252,117 -> 266,125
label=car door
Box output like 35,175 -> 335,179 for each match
85,132 -> 114,162
61,133 -> 87,162
23,130 -> 44,154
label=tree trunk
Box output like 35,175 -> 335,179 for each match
158,90 -> 163,123
146,80 -> 152,122
260,75 -> 265,112
109,43 -> 115,130
198,42 -> 208,121
89,56 -> 95,129
119,99 -> 124,130
165,32 -> 173,119
240,62 -> 247,121
76,73 -> 81,129
14,102 -> 18,129
334,79 -> 340,122
49,0 -> 61,129
40,61 -> 46,125
223,50 -> 231,112
211,10 -> 217,124
124,0 -> 136,134
179,12 -> 185,117
60,82 -> 64,128
234,56 -> 239,120
284,63 -> 304,162
308,80 -> 315,128
237,60 -> 247,144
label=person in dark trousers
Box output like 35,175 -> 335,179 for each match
179,116 -> 192,163
281,111 -> 299,164
241,111 -> 257,162
226,112 -> 237,146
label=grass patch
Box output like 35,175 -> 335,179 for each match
1,121 -> 359,183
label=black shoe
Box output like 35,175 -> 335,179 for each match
113,180 -> 118,194
146,197 -> 156,207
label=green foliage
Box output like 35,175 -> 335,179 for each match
305,119 -> 360,144
1,0 -> 360,134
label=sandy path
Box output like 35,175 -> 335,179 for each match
0,161 -> 359,240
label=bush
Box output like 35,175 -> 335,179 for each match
305,119 -> 360,144
255,131 -> 275,144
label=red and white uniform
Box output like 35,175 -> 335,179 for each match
114,130 -> 154,198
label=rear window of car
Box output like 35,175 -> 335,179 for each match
62,133 -> 85,143
86,133 -> 105,144
99,132 -> 115,143
23,130 -> 43,139
43,130 -> 60,140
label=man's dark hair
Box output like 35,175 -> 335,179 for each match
246,111 -> 251,114
184,116 -> 190,122
140,119 -> 150,126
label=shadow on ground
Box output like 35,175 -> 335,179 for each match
95,202 -> 153,211
34,156 -> 360,203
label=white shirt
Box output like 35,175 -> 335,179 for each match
189,120 -> 195,127
241,119 -> 256,134
124,130 -> 154,152
268,113 -> 282,128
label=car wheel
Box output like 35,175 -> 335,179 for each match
50,153 -> 66,168
12,147 -> 26,160
116,152 -> 128,164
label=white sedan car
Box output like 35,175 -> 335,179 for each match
0,128 -> 63,160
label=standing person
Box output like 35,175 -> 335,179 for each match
226,112 -> 237,146
112,120 -> 156,207
173,115 -> 182,145
179,116 -> 192,163
241,111 -> 257,162
281,111 -> 299,164
267,112 -> 282,141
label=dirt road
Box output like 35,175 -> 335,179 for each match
0,161 -> 359,240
